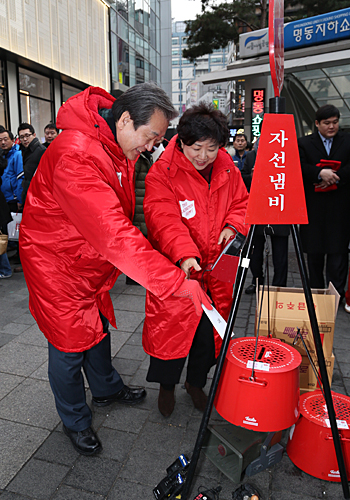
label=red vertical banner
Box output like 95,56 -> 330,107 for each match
245,114 -> 308,225
269,0 -> 285,97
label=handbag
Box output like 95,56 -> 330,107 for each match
7,212 -> 22,241
0,231 -> 8,255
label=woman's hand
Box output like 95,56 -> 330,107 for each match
218,227 -> 235,245
180,258 -> 201,278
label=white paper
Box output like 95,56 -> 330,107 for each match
325,419 -> 349,430
201,304 -> 232,339
246,360 -> 270,371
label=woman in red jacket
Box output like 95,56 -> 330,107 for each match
143,103 -> 249,417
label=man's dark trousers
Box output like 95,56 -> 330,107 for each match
48,314 -> 123,431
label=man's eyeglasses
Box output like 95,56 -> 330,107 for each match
19,133 -> 33,140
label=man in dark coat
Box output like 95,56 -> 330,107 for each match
18,123 -> 46,205
298,104 -> 350,298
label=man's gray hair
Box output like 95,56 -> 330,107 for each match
112,82 -> 178,129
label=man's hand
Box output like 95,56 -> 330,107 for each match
319,168 -> 339,186
180,258 -> 201,279
218,228 -> 235,245
173,279 -> 212,316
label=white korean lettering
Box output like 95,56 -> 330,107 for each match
269,130 -> 288,148
269,151 -> 285,168
268,194 -> 284,211
269,173 -> 285,190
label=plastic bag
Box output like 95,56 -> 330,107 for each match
7,212 -> 22,241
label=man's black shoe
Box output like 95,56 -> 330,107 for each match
245,284 -> 256,295
63,425 -> 102,456
92,385 -> 147,407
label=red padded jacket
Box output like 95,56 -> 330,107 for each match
19,87 -> 184,352
142,136 -> 249,360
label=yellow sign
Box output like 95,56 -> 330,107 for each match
213,99 -> 219,109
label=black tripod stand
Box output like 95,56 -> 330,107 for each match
180,97 -> 350,500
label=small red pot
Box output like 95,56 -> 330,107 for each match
215,337 -> 302,432
287,390 -> 350,481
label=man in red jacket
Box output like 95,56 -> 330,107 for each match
19,83 -> 211,456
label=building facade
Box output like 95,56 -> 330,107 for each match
172,21 -> 228,119
0,0 -> 171,140
0,0 -> 110,139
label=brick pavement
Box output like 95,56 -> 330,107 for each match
0,246 -> 349,500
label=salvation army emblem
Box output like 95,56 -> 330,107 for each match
179,199 -> 196,219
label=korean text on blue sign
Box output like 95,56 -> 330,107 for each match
284,8 -> 350,49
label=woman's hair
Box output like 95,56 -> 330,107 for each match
177,102 -> 229,148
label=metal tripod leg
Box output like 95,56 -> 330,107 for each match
181,225 -> 256,500
291,225 -> 349,500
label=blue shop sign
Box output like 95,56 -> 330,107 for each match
285,8 -> 350,49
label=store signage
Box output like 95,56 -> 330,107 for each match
251,89 -> 265,139
240,7 -> 350,58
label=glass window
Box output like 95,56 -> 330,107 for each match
129,47 -> 136,87
211,56 -> 222,63
135,54 -> 144,84
117,38 -> 130,87
179,94 -> 182,102
129,27 -> 135,49
172,49 -> 180,56
110,7 -> 117,33
118,15 -> 129,43
62,83 -> 82,103
19,68 -> 53,139
0,61 -> 8,128
172,37 -> 179,45
19,68 -> 51,100
172,59 -> 179,66
128,0 -> 135,26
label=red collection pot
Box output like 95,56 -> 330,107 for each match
215,337 -> 302,432
287,390 -> 350,481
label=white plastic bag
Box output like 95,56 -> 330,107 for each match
7,212 -> 22,241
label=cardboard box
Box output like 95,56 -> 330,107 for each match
255,284 -> 339,358
299,352 -> 335,394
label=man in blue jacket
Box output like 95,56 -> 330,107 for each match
0,129 -> 24,212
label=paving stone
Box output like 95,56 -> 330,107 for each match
119,421 -> 185,485
7,458 -> 70,499
29,361 -> 49,381
15,324 -> 47,348
126,332 -> 143,346
337,362 -> 350,378
0,333 -> 17,347
111,357 -> 142,377
0,378 -> 59,430
113,310 -> 145,332
0,420 -> 49,489
110,330 -> 133,357
52,485 -> 105,500
0,323 -> 31,336
34,430 -> 79,466
12,313 -> 36,326
112,293 -> 146,312
0,342 -> 47,377
97,426 -> 138,461
122,286 -> 147,296
0,373 -> 24,400
64,456 -> 120,496
103,405 -> 149,433
270,454 -> 325,498
0,492 -> 32,499
116,344 -> 147,361
107,478 -> 150,500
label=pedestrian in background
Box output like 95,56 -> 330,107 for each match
42,123 -> 59,148
0,154 -> 12,279
298,104 -> 350,300
18,123 -> 46,205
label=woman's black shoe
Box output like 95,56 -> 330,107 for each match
245,284 -> 256,294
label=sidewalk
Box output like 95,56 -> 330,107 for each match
0,249 -> 349,500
